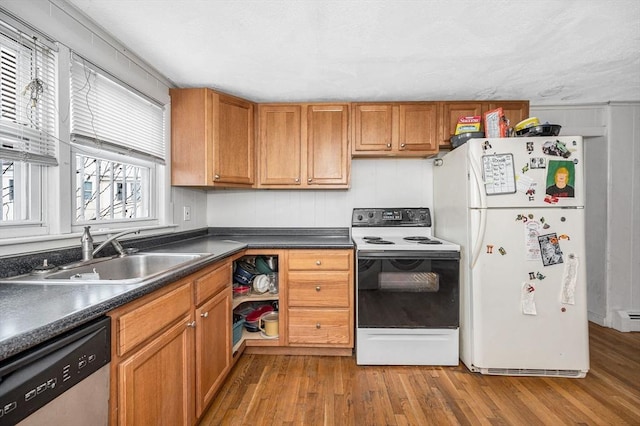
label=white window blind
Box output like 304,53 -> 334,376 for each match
0,23 -> 57,166
70,54 -> 165,164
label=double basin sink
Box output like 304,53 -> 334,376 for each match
0,252 -> 211,285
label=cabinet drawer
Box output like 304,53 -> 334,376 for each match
288,250 -> 352,271
194,261 -> 232,305
288,308 -> 351,346
116,282 -> 192,356
288,271 -> 351,307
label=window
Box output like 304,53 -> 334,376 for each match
70,54 -> 165,225
74,153 -> 150,222
0,21 -> 56,227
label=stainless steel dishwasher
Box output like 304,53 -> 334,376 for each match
0,316 -> 110,426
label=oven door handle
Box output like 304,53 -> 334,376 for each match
357,251 -> 460,260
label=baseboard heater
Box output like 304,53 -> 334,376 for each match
482,368 -> 587,378
613,310 -> 640,332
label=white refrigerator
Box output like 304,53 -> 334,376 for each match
433,136 -> 589,378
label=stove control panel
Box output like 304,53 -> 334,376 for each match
352,208 -> 432,227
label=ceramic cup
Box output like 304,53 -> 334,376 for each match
259,312 -> 279,337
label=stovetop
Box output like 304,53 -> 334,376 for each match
351,208 -> 460,252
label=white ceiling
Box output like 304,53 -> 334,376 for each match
66,0 -> 640,105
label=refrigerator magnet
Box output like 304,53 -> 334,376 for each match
546,160 -> 576,198
529,157 -> 546,169
539,233 -> 564,267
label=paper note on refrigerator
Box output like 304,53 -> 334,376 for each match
561,254 -> 579,305
521,282 -> 537,315
524,221 -> 542,261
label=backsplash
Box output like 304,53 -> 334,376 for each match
207,158 -> 434,227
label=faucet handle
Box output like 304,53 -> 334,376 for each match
81,226 -> 93,242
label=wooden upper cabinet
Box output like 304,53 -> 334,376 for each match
170,88 -> 255,187
398,103 -> 438,152
215,95 -> 254,185
307,104 -> 349,186
487,101 -> 530,131
352,102 -> 438,157
438,100 -> 530,149
258,104 -> 302,186
352,104 -> 393,152
258,103 -> 350,189
438,101 -> 484,148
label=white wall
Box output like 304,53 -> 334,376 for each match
207,158 -> 434,227
0,0 -> 208,257
607,103 -> 640,326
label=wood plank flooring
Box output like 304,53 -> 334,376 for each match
199,323 -> 640,425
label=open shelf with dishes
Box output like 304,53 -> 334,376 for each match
231,253 -> 281,352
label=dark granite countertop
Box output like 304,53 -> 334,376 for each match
0,228 -> 353,362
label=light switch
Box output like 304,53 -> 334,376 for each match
183,206 -> 191,221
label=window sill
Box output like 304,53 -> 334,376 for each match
0,224 -> 179,257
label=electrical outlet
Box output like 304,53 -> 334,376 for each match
183,206 -> 191,221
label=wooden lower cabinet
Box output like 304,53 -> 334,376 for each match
287,308 -> 351,346
108,250 -> 355,424
109,260 -> 233,425
285,249 -> 354,349
194,286 -> 231,417
117,313 -> 194,426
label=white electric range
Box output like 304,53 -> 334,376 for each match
352,207 -> 461,365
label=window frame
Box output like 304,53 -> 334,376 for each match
70,144 -> 160,230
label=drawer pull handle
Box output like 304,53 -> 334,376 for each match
316,260 -> 321,266
316,322 -> 321,329
316,286 -> 321,292
187,321 -> 196,328
201,312 -> 209,318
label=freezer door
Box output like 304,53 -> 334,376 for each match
468,207 -> 589,372
467,136 -> 584,209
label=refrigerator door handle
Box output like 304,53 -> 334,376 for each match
471,208 -> 487,268
468,149 -> 487,209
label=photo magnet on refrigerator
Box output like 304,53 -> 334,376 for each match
539,233 -> 564,267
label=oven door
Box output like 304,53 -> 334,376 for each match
356,250 -> 460,329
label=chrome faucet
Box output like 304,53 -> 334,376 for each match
81,226 -> 141,261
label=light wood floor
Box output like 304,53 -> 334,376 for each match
200,323 -> 640,425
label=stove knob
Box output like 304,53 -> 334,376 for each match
357,215 -> 363,221
368,212 -> 374,218
420,214 -> 426,220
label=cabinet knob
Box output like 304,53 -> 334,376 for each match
386,143 -> 391,148
316,260 -> 321,266
295,178 -> 300,183
400,143 -> 406,148
187,321 -> 196,328
200,312 -> 209,318
315,286 -> 321,292
214,174 -> 220,180
307,178 -> 312,182
316,322 -> 321,329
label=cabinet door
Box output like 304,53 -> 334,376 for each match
118,315 -> 194,426
352,103 -> 393,152
486,101 -> 529,130
195,287 -> 232,417
439,101 -> 483,147
259,105 -> 302,185
306,104 -> 349,186
214,95 -> 254,185
398,103 -> 438,152
170,88 -> 213,185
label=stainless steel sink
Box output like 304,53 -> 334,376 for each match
0,253 -> 210,285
